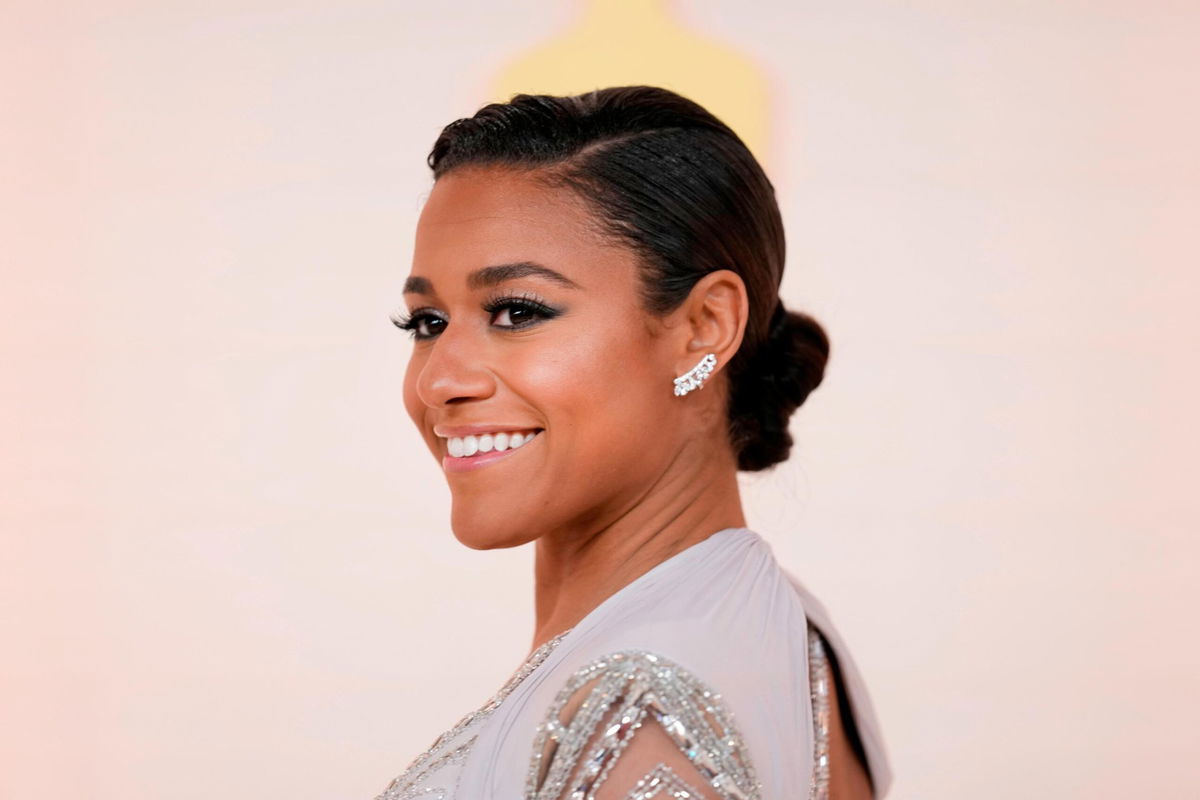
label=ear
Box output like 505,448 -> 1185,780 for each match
672,269 -> 749,381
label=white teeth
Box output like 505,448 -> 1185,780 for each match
443,429 -> 539,458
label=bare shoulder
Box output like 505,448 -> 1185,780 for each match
825,652 -> 875,800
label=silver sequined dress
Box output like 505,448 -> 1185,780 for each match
374,527 -> 892,800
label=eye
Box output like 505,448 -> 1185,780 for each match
388,293 -> 563,342
483,292 -> 561,330
390,306 -> 446,341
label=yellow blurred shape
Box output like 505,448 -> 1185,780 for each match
488,0 -> 772,168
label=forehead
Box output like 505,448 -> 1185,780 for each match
411,166 -> 636,289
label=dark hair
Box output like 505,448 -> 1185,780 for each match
426,85 -> 829,471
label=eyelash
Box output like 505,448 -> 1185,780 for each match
389,291 -> 561,341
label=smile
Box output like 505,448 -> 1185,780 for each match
438,429 -> 543,473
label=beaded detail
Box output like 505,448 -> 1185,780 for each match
375,630 -> 572,800
622,764 -> 707,799
524,650 -> 762,800
375,624 -> 836,800
807,626 -> 832,800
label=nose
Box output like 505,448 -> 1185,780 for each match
412,322 -> 497,409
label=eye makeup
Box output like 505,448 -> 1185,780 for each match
390,289 -> 564,341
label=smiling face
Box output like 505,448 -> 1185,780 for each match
400,165 -> 691,550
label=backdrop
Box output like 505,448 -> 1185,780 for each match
3,1 -> 1197,798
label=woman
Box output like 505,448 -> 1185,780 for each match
379,86 -> 892,800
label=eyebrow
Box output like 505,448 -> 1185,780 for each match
403,261 -> 582,295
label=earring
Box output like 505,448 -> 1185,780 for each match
673,353 -> 717,397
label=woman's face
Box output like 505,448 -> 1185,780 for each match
400,165 -> 690,550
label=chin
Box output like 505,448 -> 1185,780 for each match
449,506 -> 538,551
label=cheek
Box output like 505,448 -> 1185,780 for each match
517,330 -> 670,456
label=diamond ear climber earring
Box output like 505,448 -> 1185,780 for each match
673,353 -> 718,397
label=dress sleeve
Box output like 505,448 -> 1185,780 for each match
524,650 -> 762,800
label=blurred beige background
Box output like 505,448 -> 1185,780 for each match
3,1 -> 1198,798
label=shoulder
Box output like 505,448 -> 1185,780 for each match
515,537 -> 817,798
469,531 -> 832,795
525,648 -> 762,800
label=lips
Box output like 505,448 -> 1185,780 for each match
440,429 -> 543,473
444,429 -> 540,458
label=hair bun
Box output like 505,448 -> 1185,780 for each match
728,301 -> 830,471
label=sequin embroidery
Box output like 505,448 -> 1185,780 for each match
377,624 -> 837,800
525,650 -> 762,800
622,764 -> 707,799
807,626 -> 832,800
523,626 -> 836,800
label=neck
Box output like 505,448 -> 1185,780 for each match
528,441 -> 746,654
